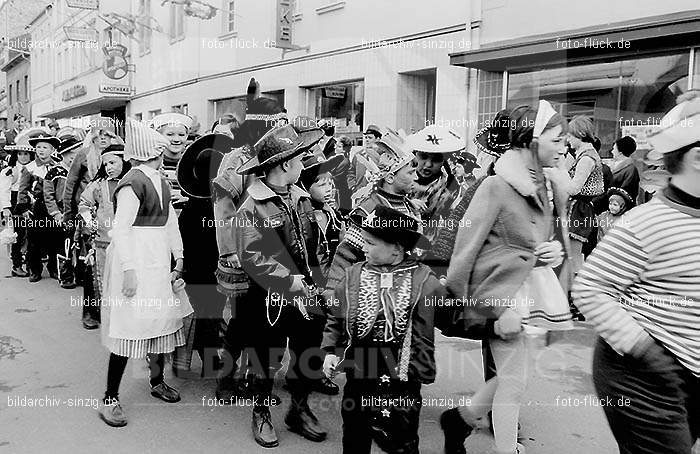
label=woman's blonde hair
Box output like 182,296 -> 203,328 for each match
568,115 -> 596,142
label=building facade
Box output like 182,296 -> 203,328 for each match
1,33 -> 32,128
450,0 -> 700,161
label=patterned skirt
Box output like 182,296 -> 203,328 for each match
105,328 -> 186,358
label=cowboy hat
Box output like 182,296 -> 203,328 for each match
177,133 -> 235,199
236,125 -> 306,175
28,132 -> 61,150
607,187 -> 635,208
647,92 -> 700,154
351,205 -> 430,250
474,109 -> 512,157
299,151 -> 344,190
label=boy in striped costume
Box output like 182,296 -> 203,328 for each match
573,93 -> 700,454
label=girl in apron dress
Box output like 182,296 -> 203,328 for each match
98,119 -> 193,427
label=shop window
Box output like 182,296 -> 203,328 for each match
398,69 -> 436,133
508,53 -> 690,158
309,81 -> 363,140
134,113 -> 143,122
149,109 -> 162,119
477,70 -> 504,129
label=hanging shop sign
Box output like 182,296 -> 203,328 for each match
99,84 -> 132,95
66,0 -> 99,10
275,0 -> 294,49
102,44 -> 130,80
323,86 -> 347,99
63,26 -> 98,43
62,85 -> 87,102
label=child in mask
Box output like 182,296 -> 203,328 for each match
597,187 -> 634,242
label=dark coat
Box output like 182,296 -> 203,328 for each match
236,179 -> 325,315
322,259 -> 446,384
63,149 -> 90,217
611,158 -> 640,202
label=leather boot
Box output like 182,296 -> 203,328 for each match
252,406 -> 279,448
284,398 -> 327,442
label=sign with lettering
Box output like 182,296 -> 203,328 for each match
99,84 -> 132,95
275,0 -> 294,49
66,0 -> 99,10
64,26 -> 98,43
323,86 -> 347,99
62,85 -> 87,101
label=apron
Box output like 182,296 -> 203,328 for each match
102,225 -> 193,341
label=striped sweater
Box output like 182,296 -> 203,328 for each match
573,189 -> 700,376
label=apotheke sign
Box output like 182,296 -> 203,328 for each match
99,84 -> 132,95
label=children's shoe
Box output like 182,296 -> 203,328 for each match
11,267 -> 29,277
98,399 -> 127,427
252,406 -> 279,448
82,316 -> 99,330
440,407 -> 473,454
28,274 -> 42,283
150,381 -> 181,403
48,270 -> 59,280
60,280 -> 78,289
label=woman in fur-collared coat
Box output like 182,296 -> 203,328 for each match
441,102 -> 574,454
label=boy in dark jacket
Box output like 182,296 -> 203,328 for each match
322,205 -> 446,454
235,124 -> 327,449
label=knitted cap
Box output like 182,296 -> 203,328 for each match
124,118 -> 169,161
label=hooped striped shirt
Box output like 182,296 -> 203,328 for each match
573,191 -> 700,376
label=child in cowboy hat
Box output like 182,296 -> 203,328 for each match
0,131 -> 38,277
43,132 -> 84,289
322,205 -> 446,454
596,187 -> 634,242
98,119 -> 193,428
78,144 -> 131,329
16,130 -> 62,282
234,124 -> 328,448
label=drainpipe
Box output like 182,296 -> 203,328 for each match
465,0 -> 482,154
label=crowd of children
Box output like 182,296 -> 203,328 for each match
2,80 -> 695,454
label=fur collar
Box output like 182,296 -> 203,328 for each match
494,149 -> 538,197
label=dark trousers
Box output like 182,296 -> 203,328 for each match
26,213 -> 60,276
81,263 -> 100,322
482,338 -> 498,381
243,287 -> 325,403
593,337 -> 699,454
341,377 -> 422,454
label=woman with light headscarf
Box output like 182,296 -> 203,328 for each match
440,101 -> 574,454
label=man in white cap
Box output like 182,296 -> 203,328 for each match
573,92 -> 700,454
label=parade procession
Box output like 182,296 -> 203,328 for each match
0,1 -> 699,453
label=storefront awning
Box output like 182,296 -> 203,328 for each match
449,10 -> 700,72
41,96 -> 129,119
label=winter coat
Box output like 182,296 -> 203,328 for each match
444,149 -> 572,339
